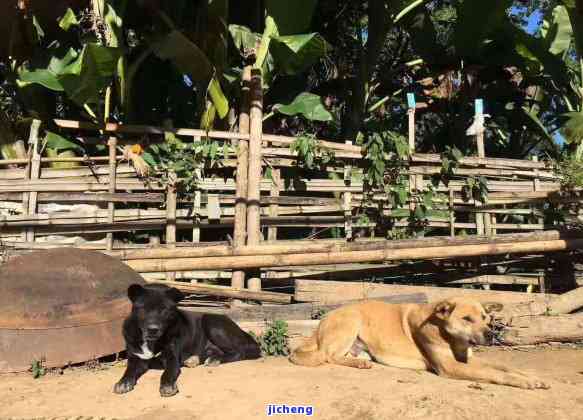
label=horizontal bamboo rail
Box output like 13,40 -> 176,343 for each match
52,119 -> 550,170
148,279 -> 291,303
0,115 -> 577,297
124,238 -> 583,272
111,231 -> 566,260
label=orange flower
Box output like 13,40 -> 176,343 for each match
130,144 -> 144,155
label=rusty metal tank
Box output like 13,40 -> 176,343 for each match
0,248 -> 145,372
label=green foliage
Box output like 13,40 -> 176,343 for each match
58,8 -> 80,31
44,131 -> 84,154
361,127 -> 409,190
152,31 -> 229,120
386,227 -> 414,240
270,33 -> 331,75
541,5 -> 573,55
18,44 -> 122,106
143,135 -> 232,197
290,134 -> 335,170
254,320 -> 290,357
274,92 -> 333,122
361,127 -> 410,211
561,0 -> 583,58
265,0 -> 318,35
462,176 -> 489,203
554,153 -> 583,188
30,359 -> 46,379
454,0 -> 513,59
433,145 -> 463,187
563,112 -> 583,144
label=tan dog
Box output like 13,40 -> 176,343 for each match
290,298 -> 549,390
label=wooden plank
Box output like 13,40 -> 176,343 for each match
294,279 -> 554,304
181,293 -> 427,321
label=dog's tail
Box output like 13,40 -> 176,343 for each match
289,333 -> 326,367
244,340 -> 262,360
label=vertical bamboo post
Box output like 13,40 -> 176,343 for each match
24,119 -> 42,243
343,191 -> 353,240
232,66 -> 251,290
106,136 -> 117,250
449,188 -> 455,237
246,69 -> 263,291
344,140 -> 353,241
165,173 -> 177,282
407,93 -> 416,216
267,168 -> 280,241
532,155 -> 543,229
474,99 -> 486,236
20,147 -> 32,243
192,146 -> 202,244
192,189 -> 201,243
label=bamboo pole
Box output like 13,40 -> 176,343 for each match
267,169 -> 280,241
232,66 -> 252,290
407,95 -> 416,216
112,231 -> 565,260
52,119 -> 552,169
25,120 -> 42,243
192,188 -> 201,243
0,155 -> 124,166
448,189 -> 455,237
149,280 -> 291,304
246,69 -> 263,291
20,125 -> 34,242
165,175 -> 177,281
106,136 -> 117,250
124,238 -> 583,273
111,230 -> 566,260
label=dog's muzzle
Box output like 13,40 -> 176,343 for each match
143,324 -> 162,341
470,329 -> 492,346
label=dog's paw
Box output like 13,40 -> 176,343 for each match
355,359 -> 373,369
113,380 -> 135,394
160,383 -> 179,397
183,355 -> 201,368
204,357 -> 221,367
517,376 -> 551,390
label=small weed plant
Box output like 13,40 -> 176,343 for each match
30,358 -> 46,379
251,320 -> 290,356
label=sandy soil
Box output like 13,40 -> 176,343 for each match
1,347 -> 582,420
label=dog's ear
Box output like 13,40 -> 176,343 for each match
482,302 -> 504,314
127,284 -> 145,303
165,287 -> 184,303
434,300 -> 456,320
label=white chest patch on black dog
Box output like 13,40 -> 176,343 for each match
133,342 -> 160,360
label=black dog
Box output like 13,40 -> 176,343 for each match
113,283 -> 261,397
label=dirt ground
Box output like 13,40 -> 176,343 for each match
1,347 -> 582,420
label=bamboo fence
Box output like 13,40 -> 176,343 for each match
1,73 -> 581,299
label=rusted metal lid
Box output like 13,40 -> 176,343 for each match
0,248 -> 145,372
